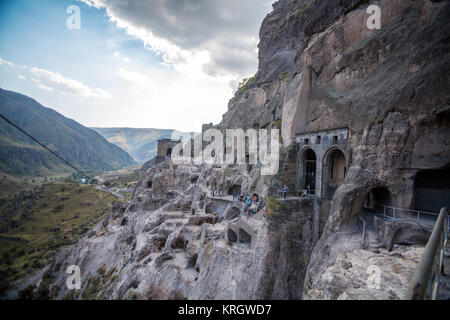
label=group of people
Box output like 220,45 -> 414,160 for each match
233,193 -> 265,215
210,188 -> 223,198
281,185 -> 312,198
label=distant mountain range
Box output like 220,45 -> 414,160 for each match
0,89 -> 136,177
91,127 -> 194,163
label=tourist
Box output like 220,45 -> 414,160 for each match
219,189 -> 223,199
282,185 -> 288,199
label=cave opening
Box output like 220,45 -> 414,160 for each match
227,184 -> 242,195
239,229 -> 252,247
227,229 -> 237,243
323,149 -> 346,199
364,187 -> 392,211
205,203 -> 217,215
414,166 -> 450,213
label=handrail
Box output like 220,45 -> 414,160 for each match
381,205 -> 439,217
274,189 -> 316,198
372,205 -> 443,230
358,216 -> 367,248
405,207 -> 448,300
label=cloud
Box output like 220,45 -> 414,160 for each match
0,57 -> 14,67
30,67 -> 111,98
114,51 -> 131,63
18,75 -> 27,80
116,68 -> 149,86
79,0 -> 272,80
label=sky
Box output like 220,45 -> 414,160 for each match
0,0 -> 273,132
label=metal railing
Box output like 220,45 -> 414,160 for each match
405,207 -> 449,300
374,205 -> 442,230
274,189 -> 316,198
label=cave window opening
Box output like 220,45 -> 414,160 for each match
147,180 -> 152,189
316,136 -> 321,144
333,135 -> 338,145
304,139 -> 309,145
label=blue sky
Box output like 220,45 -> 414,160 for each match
0,0 -> 272,131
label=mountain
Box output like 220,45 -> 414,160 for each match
0,89 -> 136,177
91,127 -> 193,163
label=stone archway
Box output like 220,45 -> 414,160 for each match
323,148 -> 347,199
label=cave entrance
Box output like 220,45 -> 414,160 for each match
302,148 -> 317,194
227,229 -> 237,243
205,203 -> 217,215
414,167 -> 450,213
167,148 -> 172,157
239,229 -> 252,247
364,187 -> 392,211
227,184 -> 242,195
323,149 -> 346,199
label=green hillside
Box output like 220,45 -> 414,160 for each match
0,89 -> 136,177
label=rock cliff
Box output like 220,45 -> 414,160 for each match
8,0 -> 450,300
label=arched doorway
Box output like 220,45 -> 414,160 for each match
167,148 -> 172,157
323,149 -> 346,199
301,148 -> 317,194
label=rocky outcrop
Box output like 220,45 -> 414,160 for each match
12,159 -> 319,300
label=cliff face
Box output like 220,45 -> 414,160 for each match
221,0 -> 449,147
212,0 -> 450,299
8,0 -> 450,300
